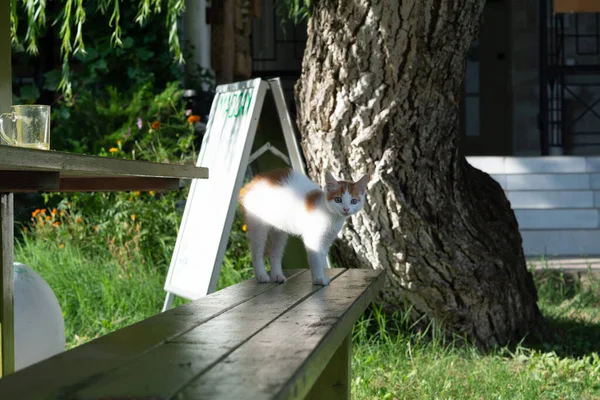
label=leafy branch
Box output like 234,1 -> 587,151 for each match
11,0 -> 186,99
10,0 -> 312,99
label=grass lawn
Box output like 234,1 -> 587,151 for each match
14,236 -> 600,399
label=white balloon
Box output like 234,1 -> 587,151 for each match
13,262 -> 65,371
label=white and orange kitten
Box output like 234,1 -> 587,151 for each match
239,168 -> 369,286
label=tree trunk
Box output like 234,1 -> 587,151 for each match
295,0 -> 543,348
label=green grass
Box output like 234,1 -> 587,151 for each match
14,235 -> 600,398
351,267 -> 600,399
15,235 -> 169,348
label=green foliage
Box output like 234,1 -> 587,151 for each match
50,80 -> 193,154
20,81 -> 202,272
16,203 -> 253,348
275,0 -> 312,25
11,0 -> 310,98
11,0 -> 185,99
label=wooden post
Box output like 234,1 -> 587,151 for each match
0,195 -> 14,377
0,0 -> 15,377
305,334 -> 351,400
221,0 -> 235,83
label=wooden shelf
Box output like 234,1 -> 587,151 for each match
0,146 -> 209,192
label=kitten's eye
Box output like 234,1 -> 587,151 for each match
334,197 -> 342,203
351,198 -> 358,205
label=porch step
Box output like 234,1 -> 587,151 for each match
466,156 -> 600,257
507,190 -> 594,209
467,156 -> 600,174
515,209 -> 599,229
521,229 -> 600,257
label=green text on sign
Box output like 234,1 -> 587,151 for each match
218,90 -> 253,119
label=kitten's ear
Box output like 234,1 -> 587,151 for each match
325,171 -> 339,191
354,174 -> 370,195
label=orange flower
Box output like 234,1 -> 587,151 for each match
59,243 -> 65,249
187,115 -> 201,124
23,227 -> 28,232
31,209 -> 39,218
151,120 -> 161,130
109,147 -> 118,153
51,208 -> 57,216
76,217 -> 82,224
130,214 -> 136,221
45,215 -> 51,221
53,221 -> 60,227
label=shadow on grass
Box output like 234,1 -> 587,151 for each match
354,266 -> 600,360
524,268 -> 600,358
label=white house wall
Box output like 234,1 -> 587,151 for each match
467,156 -> 600,257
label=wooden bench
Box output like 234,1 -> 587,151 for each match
0,267 -> 384,399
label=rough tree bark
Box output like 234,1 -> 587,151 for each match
295,0 -> 543,348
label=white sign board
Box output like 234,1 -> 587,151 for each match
163,78 -> 267,302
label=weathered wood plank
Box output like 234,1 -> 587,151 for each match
0,171 -> 60,192
0,194 -> 14,377
0,0 -> 15,376
57,177 -> 180,192
69,269 -> 347,399
0,269 -> 305,398
0,146 -> 208,181
305,334 -> 351,400
177,269 -> 385,400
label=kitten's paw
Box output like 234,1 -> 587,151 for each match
256,272 -> 271,283
312,275 -> 330,286
270,271 -> 286,283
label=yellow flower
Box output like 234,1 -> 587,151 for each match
149,191 -> 155,196
59,243 -> 65,249
39,221 -> 45,227
109,147 -> 118,153
130,214 -> 136,221
93,226 -> 99,232
187,115 -> 201,124
53,221 -> 60,227
151,120 -> 161,130
135,225 -> 140,232
129,197 -> 134,202
76,217 -> 82,224
134,191 -> 140,196
242,224 -> 247,232
117,140 -> 122,145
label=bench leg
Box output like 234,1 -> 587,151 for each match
0,194 -> 15,377
305,333 -> 351,400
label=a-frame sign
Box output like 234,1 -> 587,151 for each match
162,78 -> 314,311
